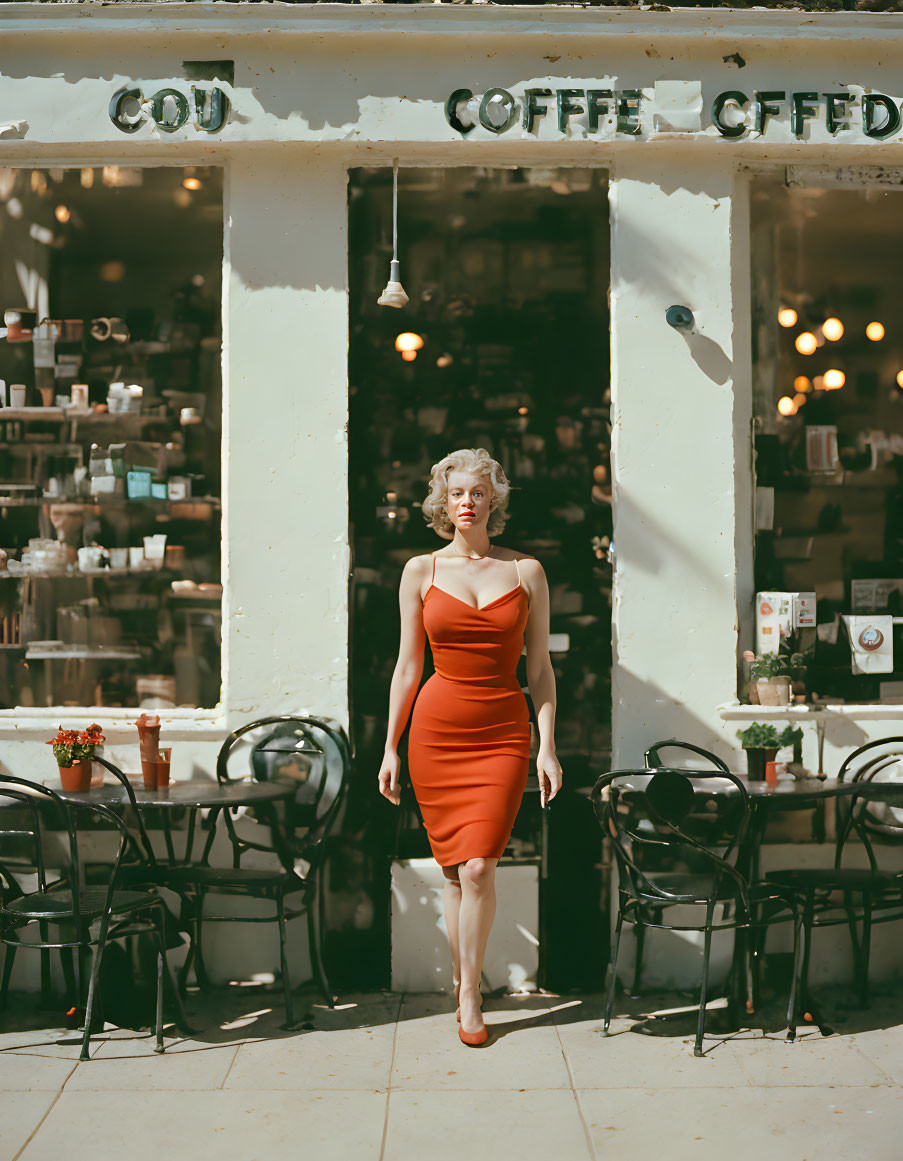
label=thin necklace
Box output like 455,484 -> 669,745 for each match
450,546 -> 493,561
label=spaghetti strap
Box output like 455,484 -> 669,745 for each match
514,557 -> 521,588
431,552 -> 437,584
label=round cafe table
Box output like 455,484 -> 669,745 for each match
42,777 -> 297,868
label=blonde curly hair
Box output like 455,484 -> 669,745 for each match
422,447 -> 512,540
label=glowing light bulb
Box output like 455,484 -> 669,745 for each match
823,369 -> 846,390
792,392 -> 808,408
182,177 -> 202,191
777,396 -> 797,416
822,317 -> 844,341
795,331 -> 818,355
54,205 -> 70,224
436,354 -> 453,368
867,322 -> 885,341
778,308 -> 798,328
794,376 -> 812,394
812,375 -> 825,391
395,332 -> 424,354
400,350 -> 417,362
896,370 -> 903,389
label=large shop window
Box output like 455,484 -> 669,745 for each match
0,166 -> 223,711
749,175 -> 903,707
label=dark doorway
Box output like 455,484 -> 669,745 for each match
339,166 -> 612,990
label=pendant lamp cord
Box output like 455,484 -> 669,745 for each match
392,159 -> 399,263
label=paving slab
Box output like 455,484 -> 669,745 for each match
846,1025 -> 903,1084
579,1086 -> 902,1161
19,1090 -> 387,1161
226,1024 -> 395,1091
384,1089 -> 590,1161
734,1031 -> 894,1088
558,1020 -> 752,1088
392,993 -> 570,1091
65,1041 -> 238,1090
0,1051 -> 76,1091
0,1092 -> 59,1159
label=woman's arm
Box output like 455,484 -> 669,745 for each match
523,558 -> 563,805
378,557 -> 427,805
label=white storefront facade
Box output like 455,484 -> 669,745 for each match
3,3 -> 903,986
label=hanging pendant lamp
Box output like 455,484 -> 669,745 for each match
377,160 -> 409,309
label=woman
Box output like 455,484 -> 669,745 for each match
378,447 -> 563,1047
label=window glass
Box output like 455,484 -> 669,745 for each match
0,166 -> 222,710
750,177 -> 903,705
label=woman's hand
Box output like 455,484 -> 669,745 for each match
378,750 -> 401,806
537,749 -> 563,808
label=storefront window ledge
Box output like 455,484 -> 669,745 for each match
0,707 -> 227,742
719,701 -> 903,721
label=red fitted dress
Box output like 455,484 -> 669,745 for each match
407,552 -> 532,866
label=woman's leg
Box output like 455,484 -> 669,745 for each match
458,856 -> 499,1033
441,864 -> 463,1015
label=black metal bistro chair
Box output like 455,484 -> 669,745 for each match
169,715 -> 350,1029
765,737 -> 903,1007
644,739 -> 731,774
592,764 -> 802,1055
622,740 -> 732,997
0,773 -> 189,1060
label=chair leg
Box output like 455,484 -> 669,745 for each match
80,907 -> 114,1062
276,895 -> 297,1031
154,947 -> 164,1054
799,893 -> 815,1017
603,910 -> 624,1035
59,947 -> 77,1013
694,910 -> 716,1058
859,898 -> 873,1007
192,889 -> 213,991
631,924 -> 645,997
150,903 -> 195,1037
1,945 -> 16,1009
786,902 -> 803,1043
842,890 -> 863,998
308,870 -> 335,1009
38,923 -> 52,1009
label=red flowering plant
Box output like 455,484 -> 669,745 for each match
46,723 -> 105,767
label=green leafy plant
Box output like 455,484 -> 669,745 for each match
779,725 -> 804,749
736,722 -> 782,750
742,650 -> 789,679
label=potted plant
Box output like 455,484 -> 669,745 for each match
46,723 -> 105,791
743,649 -> 809,705
736,722 -> 782,781
742,651 -> 792,705
779,724 -> 806,776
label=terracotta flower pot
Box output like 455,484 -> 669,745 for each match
58,760 -> 92,792
756,677 -> 792,706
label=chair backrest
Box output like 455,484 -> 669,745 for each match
0,773 -> 150,924
644,738 -> 731,773
591,767 -> 751,914
833,737 -> 903,862
211,715 -> 351,869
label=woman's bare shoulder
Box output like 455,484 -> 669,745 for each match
401,553 -> 434,580
496,546 -> 543,568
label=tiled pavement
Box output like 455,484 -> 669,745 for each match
2,983 -> 902,1161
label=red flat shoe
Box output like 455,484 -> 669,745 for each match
458,1024 -> 488,1047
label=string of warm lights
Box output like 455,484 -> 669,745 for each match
776,304 -> 895,417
